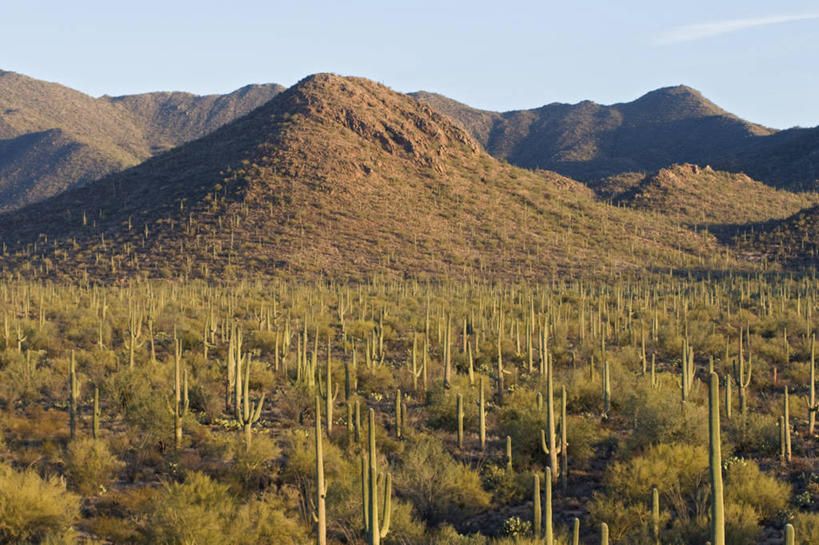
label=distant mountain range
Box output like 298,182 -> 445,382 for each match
0,74 -> 729,281
411,87 -> 819,191
0,71 -> 816,278
0,70 -> 283,211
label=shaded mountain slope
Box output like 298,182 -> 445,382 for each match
0,74 -> 731,282
412,87 -> 819,190
596,164 -> 818,226
735,205 -> 819,267
0,70 -> 283,211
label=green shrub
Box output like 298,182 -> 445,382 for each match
64,438 -> 123,496
0,462 -> 79,544
396,435 -> 489,525
724,457 -> 790,520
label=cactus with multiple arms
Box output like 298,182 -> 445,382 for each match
362,408 -> 391,545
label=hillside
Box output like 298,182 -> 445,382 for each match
412,87 -> 819,191
595,164 -> 818,227
0,74 -> 732,282
0,69 -> 283,211
736,205 -> 819,267
412,86 -> 773,182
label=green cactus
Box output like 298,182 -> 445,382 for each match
808,334 -> 816,436
506,435 -> 513,473
92,386 -> 100,440
709,372 -> 725,545
784,523 -> 795,545
361,408 -> 391,545
533,473 -> 541,538
69,351 -> 81,440
600,522 -> 609,545
314,396 -> 327,545
235,351 -> 265,449
783,386 -> 792,464
355,398 -> 362,443
732,331 -> 752,417
725,377 -> 732,420
602,359 -> 611,417
680,339 -> 695,404
479,376 -> 486,451
651,486 -> 659,545
544,467 -> 553,545
572,517 -> 580,545
540,357 -> 562,483
395,389 -> 403,439
456,393 -> 464,448
166,335 -> 189,450
318,333 -> 339,434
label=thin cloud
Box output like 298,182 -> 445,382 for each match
657,13 -> 819,45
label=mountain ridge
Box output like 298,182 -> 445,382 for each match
0,73 -> 729,281
0,69 -> 284,211
412,86 -> 819,191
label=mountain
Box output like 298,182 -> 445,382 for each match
735,205 -> 819,267
594,163 -> 818,227
0,74 -> 730,282
0,69 -> 284,211
411,87 -> 817,191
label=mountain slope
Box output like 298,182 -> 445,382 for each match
596,164 -> 818,226
735,205 -> 819,267
411,87 -> 819,190
0,70 -> 283,211
0,74 -> 731,282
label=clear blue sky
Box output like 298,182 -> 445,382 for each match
3,0 -> 818,129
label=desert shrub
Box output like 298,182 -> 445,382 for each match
227,435 -> 280,492
724,457 -> 790,520
395,435 -> 489,525
432,525 -> 488,545
589,443 -> 708,543
0,462 -> 79,544
793,512 -> 819,545
621,378 -> 708,452
143,471 -> 306,545
497,388 -> 546,465
64,438 -> 123,496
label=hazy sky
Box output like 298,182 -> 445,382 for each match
3,0 -> 817,129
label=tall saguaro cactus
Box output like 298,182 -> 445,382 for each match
235,351 -> 265,449
362,408 -> 391,545
69,351 -> 81,440
732,331 -> 752,416
808,334 -> 816,436
313,396 -> 327,545
167,335 -> 189,450
540,357 -> 562,483
709,372 -> 725,545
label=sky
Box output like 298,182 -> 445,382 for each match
2,0 -> 818,129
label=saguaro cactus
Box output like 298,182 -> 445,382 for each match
69,351 -> 81,440
709,372 -> 725,545
540,357 -> 561,483
314,396 -> 327,545
544,467 -> 553,545
732,331 -> 752,416
362,408 -> 391,545
318,335 -> 339,435
651,486 -> 660,545
479,376 -> 486,450
456,393 -> 464,448
808,334 -> 816,436
602,359 -> 611,416
784,523 -> 795,545
92,386 -> 100,440
600,522 -> 609,545
783,386 -> 792,463
235,352 -> 265,449
533,473 -> 541,538
166,336 -> 189,450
